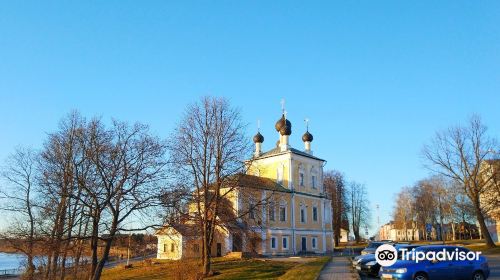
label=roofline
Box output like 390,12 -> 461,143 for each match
251,149 -> 326,162
242,185 -> 329,199
245,185 -> 291,193
294,190 -> 328,198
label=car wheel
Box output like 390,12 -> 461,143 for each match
414,273 -> 428,280
472,271 -> 484,280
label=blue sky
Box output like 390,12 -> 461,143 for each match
1,1 -> 499,235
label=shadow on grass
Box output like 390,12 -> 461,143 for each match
210,259 -> 296,280
277,257 -> 331,280
101,257 -> 333,280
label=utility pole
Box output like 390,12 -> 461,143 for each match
126,233 -> 131,266
376,204 -> 380,227
376,204 -> 380,240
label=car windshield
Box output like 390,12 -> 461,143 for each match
408,246 -> 467,261
414,246 -> 461,253
367,242 -> 383,248
396,246 -> 418,260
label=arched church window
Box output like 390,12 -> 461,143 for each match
299,201 -> 307,223
279,200 -> 287,222
311,166 -> 318,189
298,164 -> 305,187
277,164 -> 284,184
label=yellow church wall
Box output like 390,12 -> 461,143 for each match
238,188 -> 296,229
264,192 -> 292,228
264,232 -> 293,254
294,196 -> 323,230
291,157 -> 322,196
238,187 -> 264,227
325,234 -> 334,251
324,221 -> 332,232
294,234 -> 324,252
248,155 -> 291,189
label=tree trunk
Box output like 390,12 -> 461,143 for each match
203,249 -> 211,276
26,254 -> 35,280
439,198 -> 444,242
451,222 -> 456,241
202,227 -> 211,276
91,214 -> 118,280
473,200 -> 496,248
72,213 -> 88,279
91,237 -> 113,280
89,206 -> 102,279
90,219 -> 99,278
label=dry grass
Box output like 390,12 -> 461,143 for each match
277,256 -> 331,280
209,259 -> 296,280
100,258 -> 195,280
464,242 -> 500,255
100,257 -> 308,280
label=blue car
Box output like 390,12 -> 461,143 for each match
357,244 -> 421,277
379,245 -> 490,280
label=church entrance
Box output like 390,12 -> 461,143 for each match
216,243 -> 222,257
301,237 -> 307,252
232,233 -> 242,252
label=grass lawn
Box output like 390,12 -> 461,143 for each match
277,256 -> 331,280
464,242 -> 500,255
100,256 -> 330,280
209,259 -> 296,280
334,242 -> 367,249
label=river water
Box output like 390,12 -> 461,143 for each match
0,252 -> 89,272
0,252 -> 25,270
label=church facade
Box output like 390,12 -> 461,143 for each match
156,112 -> 334,259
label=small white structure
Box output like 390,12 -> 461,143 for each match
339,228 -> 349,243
378,222 -> 420,241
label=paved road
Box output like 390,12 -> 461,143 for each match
104,253 -> 155,268
318,257 -> 358,280
486,254 -> 500,280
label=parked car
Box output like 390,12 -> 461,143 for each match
353,240 -> 393,268
360,241 -> 393,255
378,245 -> 490,280
357,244 -> 420,277
352,253 -> 372,268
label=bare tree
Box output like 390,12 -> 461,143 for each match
324,170 -> 349,246
167,96 -> 251,276
0,147 -> 39,280
1,112 -> 170,280
392,186 -> 414,241
422,115 -> 498,248
348,181 -> 370,243
412,180 -> 439,240
394,177 -> 469,242
426,177 -> 453,241
82,119 -> 168,280
451,184 -> 476,240
39,112 -> 84,280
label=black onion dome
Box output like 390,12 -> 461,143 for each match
302,131 -> 313,142
279,124 -> 291,136
275,114 -> 291,132
253,132 -> 264,143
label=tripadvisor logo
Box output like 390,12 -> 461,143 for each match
375,244 -> 398,266
375,244 -> 483,267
